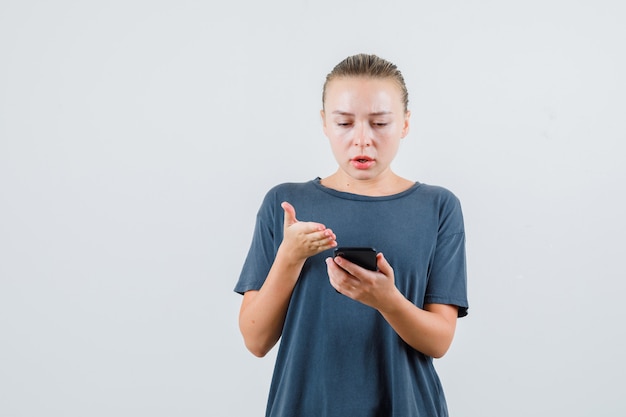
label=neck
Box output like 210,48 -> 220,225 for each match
320,170 -> 413,197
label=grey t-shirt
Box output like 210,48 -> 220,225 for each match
235,178 -> 468,417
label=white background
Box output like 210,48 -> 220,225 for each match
1,1 -> 625,416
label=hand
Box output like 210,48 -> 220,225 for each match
279,201 -> 337,262
326,252 -> 401,311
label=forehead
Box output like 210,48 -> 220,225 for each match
324,77 -> 404,111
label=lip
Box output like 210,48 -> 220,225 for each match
350,155 -> 375,170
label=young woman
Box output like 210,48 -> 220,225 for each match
235,54 -> 468,417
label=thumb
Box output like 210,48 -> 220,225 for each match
281,201 -> 298,227
376,252 -> 392,275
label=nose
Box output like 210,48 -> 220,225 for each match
353,123 -> 371,147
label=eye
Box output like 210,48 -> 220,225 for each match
372,122 -> 388,127
336,122 -> 352,127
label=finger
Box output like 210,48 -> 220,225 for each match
308,237 -> 334,253
327,258 -> 359,295
376,252 -> 392,276
281,201 -> 298,227
316,237 -> 337,251
314,228 -> 337,244
332,255 -> 356,274
326,257 -> 337,281
297,221 -> 328,235
326,257 -> 346,292
324,228 -> 337,242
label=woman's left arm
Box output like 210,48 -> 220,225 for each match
326,253 -> 458,358
379,299 -> 458,359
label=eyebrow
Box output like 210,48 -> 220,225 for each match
331,111 -> 393,116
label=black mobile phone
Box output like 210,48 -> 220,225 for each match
333,247 -> 378,271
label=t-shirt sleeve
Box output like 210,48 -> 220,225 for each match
234,190 -> 280,295
424,193 -> 469,317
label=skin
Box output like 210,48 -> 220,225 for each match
320,76 -> 412,196
239,76 -> 458,358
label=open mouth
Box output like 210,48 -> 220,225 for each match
351,156 -> 374,169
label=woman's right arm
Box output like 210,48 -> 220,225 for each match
238,248 -> 306,357
238,202 -> 337,357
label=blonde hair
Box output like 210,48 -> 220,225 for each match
322,53 -> 409,112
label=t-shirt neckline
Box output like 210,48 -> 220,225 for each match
311,177 -> 422,201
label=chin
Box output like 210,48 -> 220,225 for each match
350,171 -> 377,181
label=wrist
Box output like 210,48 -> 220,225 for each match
275,244 -> 307,269
377,287 -> 407,316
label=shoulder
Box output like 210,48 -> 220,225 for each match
256,180 -> 318,212
415,183 -> 462,209
265,180 -> 316,195
261,180 -> 317,203
415,183 -> 464,234
417,183 -> 458,198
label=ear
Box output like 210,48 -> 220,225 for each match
401,110 -> 411,138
